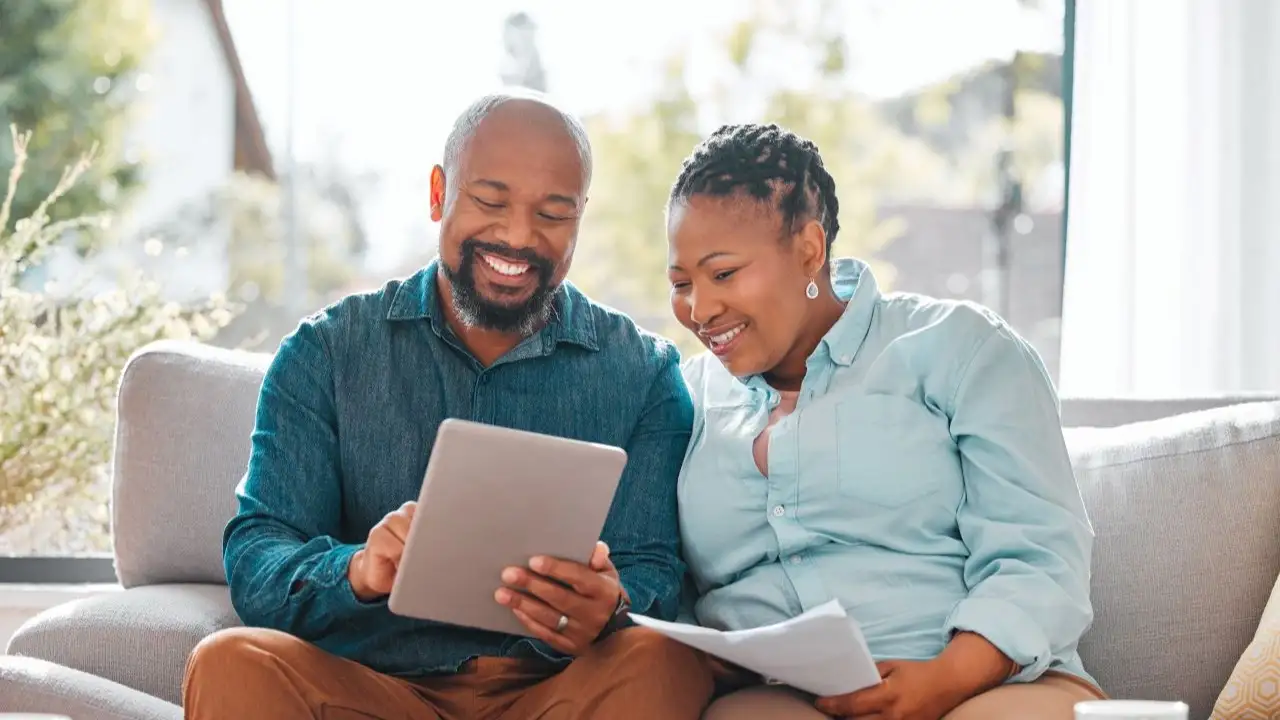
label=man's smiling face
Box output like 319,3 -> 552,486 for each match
434,99 -> 589,335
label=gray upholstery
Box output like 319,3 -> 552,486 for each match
1,339 -> 1278,720
5,585 -> 240,706
1067,402 -> 1280,719
1060,395 -> 1280,428
0,657 -> 179,720
112,340 -> 267,588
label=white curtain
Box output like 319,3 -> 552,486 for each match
1059,0 -> 1280,398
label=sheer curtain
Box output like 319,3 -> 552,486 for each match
1058,0 -> 1280,398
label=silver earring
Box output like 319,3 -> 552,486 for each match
805,278 -> 819,299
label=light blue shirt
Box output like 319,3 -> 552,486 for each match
678,257 -> 1096,687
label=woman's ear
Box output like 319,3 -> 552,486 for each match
796,219 -> 828,277
429,165 -> 446,222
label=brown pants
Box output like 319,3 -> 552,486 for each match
182,626 -> 714,719
703,671 -> 1107,719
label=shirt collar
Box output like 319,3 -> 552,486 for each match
385,257 -> 600,352
741,256 -> 881,392
821,257 -> 880,367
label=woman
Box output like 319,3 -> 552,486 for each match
666,123 -> 1103,720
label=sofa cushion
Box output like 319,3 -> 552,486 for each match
113,341 -> 268,588
1065,401 -> 1280,720
5,583 -> 240,706
0,655 -> 180,720
1210,568 -> 1280,718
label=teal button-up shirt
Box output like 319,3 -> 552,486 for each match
224,261 -> 692,676
678,258 -> 1095,686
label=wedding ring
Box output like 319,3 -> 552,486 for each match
555,614 -> 569,633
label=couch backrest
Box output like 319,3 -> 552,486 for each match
1061,396 -> 1280,428
1065,401 -> 1280,718
112,341 -> 269,587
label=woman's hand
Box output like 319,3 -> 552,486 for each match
815,632 -> 1016,719
814,659 -> 964,720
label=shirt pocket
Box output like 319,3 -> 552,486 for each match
703,403 -> 765,481
835,394 -> 953,507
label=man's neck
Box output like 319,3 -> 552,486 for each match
435,274 -> 535,367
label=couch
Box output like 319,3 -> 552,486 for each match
2,340 -> 1278,719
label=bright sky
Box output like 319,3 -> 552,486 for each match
222,0 -> 1063,271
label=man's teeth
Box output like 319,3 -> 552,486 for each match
482,254 -> 530,276
710,325 -> 745,346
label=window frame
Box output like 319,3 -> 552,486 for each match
1061,0 -> 1076,275
0,555 -> 119,584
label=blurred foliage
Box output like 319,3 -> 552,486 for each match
571,0 -> 955,353
0,0 -> 154,236
130,164 -> 373,351
0,127 -> 237,550
953,88 -> 1065,208
142,169 -> 367,311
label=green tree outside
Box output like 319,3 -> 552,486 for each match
0,0 -> 154,239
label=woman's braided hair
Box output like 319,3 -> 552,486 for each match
669,123 -> 840,252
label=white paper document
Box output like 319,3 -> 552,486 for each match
628,599 -> 881,697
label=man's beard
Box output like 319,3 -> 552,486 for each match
439,239 -> 557,335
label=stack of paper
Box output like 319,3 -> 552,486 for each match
628,599 -> 881,697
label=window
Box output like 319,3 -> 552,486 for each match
1060,0 -> 1280,397
1,0 -> 1071,577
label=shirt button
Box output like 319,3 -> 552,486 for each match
789,554 -> 803,565
772,505 -> 785,517
841,355 -> 852,363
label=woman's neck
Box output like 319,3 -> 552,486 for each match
763,293 -> 847,391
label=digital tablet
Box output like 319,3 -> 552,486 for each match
388,418 -> 628,637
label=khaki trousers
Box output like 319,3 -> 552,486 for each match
182,626 -> 714,720
703,671 -> 1107,720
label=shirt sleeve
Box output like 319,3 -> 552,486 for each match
223,314 -> 385,640
942,321 -> 1095,683
603,341 -> 695,623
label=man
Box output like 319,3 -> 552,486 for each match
183,92 -> 712,719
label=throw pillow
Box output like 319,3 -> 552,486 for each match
1212,571 -> 1280,718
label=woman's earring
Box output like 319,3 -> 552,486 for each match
805,278 -> 820,299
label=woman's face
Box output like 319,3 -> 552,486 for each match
667,195 -> 826,377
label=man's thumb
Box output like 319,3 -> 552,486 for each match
589,541 -> 611,570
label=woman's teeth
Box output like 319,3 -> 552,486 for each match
482,254 -> 530,276
710,324 -> 745,347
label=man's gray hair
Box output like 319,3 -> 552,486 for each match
441,89 -> 593,184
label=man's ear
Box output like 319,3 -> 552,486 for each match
429,165 -> 446,222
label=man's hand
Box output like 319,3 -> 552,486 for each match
495,541 -> 625,655
814,659 -> 966,720
347,501 -> 415,602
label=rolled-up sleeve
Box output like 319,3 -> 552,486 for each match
943,322 -> 1094,683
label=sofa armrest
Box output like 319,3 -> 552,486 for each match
0,656 -> 180,720
5,583 -> 241,706
113,341 -> 269,587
